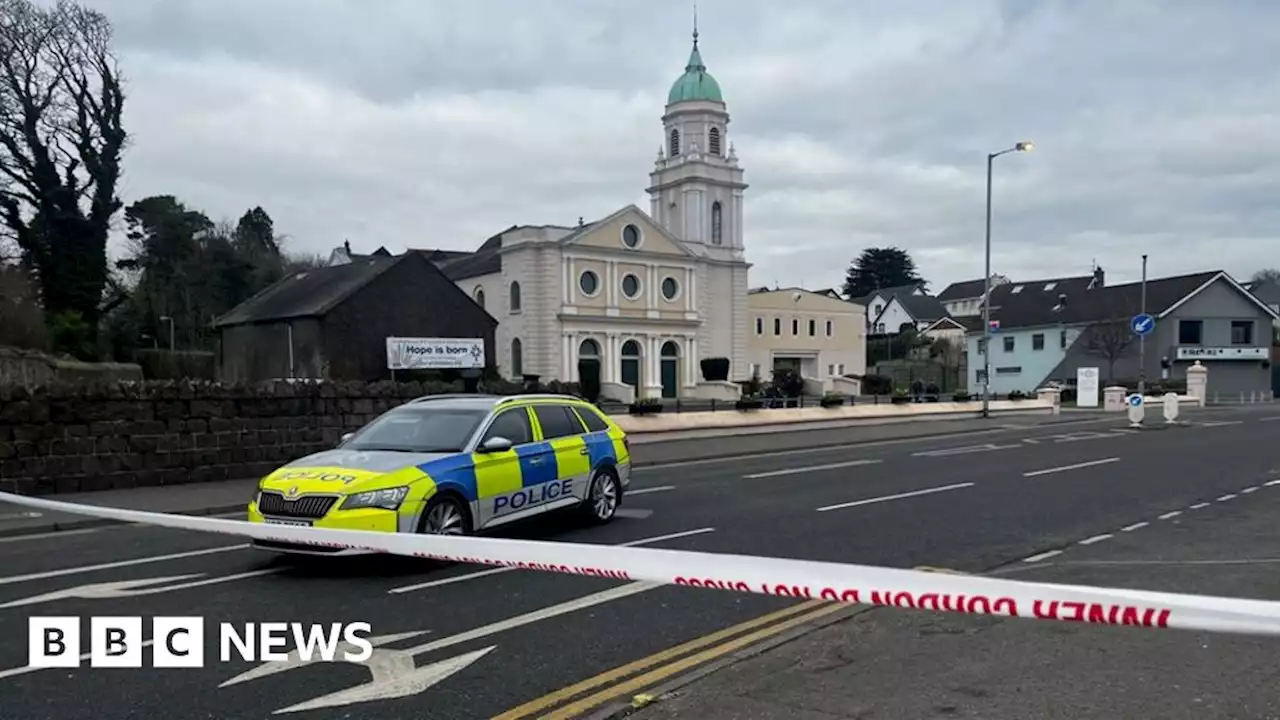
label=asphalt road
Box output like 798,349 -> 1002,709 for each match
1,406 -> 1278,719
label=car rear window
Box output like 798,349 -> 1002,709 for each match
574,405 -> 610,433
532,404 -> 583,440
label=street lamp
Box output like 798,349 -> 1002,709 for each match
981,141 -> 1034,419
158,316 -> 175,351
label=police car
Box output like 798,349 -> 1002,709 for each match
247,394 -> 631,554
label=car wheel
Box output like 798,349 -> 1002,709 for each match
419,495 -> 472,536
581,468 -> 621,524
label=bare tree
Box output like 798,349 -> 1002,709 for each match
1083,317 -> 1137,382
0,0 -> 126,353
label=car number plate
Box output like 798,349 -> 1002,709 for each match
265,518 -> 312,527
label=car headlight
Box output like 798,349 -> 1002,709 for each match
342,486 -> 410,511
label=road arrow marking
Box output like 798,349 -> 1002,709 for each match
273,646 -> 497,714
0,570 -> 279,608
219,631 -> 431,688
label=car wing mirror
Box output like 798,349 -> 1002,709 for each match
479,436 -> 514,454
339,432 -> 354,446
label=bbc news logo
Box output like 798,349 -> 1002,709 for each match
28,617 -> 373,668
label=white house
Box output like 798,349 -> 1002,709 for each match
856,284 -> 950,334
413,32 -> 751,402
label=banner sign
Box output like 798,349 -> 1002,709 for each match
386,337 -> 485,370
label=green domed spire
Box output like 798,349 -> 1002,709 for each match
667,25 -> 723,104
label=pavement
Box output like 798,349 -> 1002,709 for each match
0,404 -> 1278,719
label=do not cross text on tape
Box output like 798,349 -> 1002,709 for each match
2,491 -> 1279,637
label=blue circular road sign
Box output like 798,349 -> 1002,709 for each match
1131,313 -> 1155,336
1127,394 -> 1144,407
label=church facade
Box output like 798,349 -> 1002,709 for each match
437,32 -> 751,401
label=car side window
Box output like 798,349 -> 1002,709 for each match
575,406 -> 610,433
481,409 -> 533,446
532,404 -> 582,440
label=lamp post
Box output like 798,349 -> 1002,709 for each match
1139,254 -> 1148,396
159,316 -> 175,351
982,141 -> 1034,419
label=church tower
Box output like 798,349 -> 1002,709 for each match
647,23 -> 747,262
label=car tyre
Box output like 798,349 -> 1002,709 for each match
581,467 -> 621,525
419,494 -> 473,536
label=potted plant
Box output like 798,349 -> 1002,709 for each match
890,388 -> 910,404
700,357 -> 730,382
628,396 -> 663,415
820,391 -> 845,408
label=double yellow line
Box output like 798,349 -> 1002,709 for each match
493,599 -> 850,720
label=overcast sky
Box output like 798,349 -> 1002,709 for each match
82,0 -> 1280,293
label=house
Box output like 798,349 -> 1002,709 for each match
856,283 -> 950,334
937,275 -> 1011,318
212,252 -> 497,383
920,317 -> 967,346
326,240 -> 393,267
965,267 -> 1279,396
747,287 -> 866,387
396,33 -> 752,402
1244,278 -> 1280,334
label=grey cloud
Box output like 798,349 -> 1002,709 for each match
75,0 -> 1280,293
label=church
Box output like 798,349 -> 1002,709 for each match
346,31 -> 752,402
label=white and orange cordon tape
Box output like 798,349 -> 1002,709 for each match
3,490 -> 1280,637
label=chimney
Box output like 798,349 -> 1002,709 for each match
1089,266 -> 1105,290
343,239 -> 352,255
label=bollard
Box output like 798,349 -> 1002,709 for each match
1163,392 -> 1180,424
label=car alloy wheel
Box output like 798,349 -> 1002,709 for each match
589,471 -> 619,521
423,498 -> 467,535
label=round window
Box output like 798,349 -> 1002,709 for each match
621,274 -> 641,299
579,270 -> 599,296
661,277 -> 679,301
622,224 -> 641,248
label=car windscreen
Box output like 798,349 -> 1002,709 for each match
343,407 -> 489,453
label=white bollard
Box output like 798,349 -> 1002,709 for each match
1127,394 -> 1145,428
1163,392 -> 1180,424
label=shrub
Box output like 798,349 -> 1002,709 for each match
0,265 -> 48,351
735,396 -> 764,411
820,391 -> 844,408
771,368 -> 804,398
952,390 -> 971,402
700,357 -> 730,382
742,367 -> 763,396
628,396 -> 663,415
577,358 -> 601,403
1008,389 -> 1027,401
890,388 -> 910,404
861,373 -> 893,395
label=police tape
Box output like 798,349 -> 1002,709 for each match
4,490 -> 1280,637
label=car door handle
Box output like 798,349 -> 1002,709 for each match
529,457 -> 544,464
579,448 -> 590,456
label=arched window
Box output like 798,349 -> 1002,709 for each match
708,127 -> 721,156
661,341 -> 679,358
579,338 -> 600,359
511,338 -> 523,376
711,201 -> 723,245
509,281 -> 521,312
474,286 -> 485,309
669,127 -> 680,157
621,339 -> 641,358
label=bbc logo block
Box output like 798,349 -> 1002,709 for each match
29,616 -> 205,669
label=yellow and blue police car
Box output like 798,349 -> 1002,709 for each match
247,393 -> 631,554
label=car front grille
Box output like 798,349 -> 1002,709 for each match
257,492 -> 340,519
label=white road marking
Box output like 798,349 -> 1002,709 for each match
1189,502 -> 1211,510
1216,494 -> 1237,502
1120,522 -> 1149,532
627,485 -> 676,496
1258,416 -> 1280,422
1198,420 -> 1243,427
816,482 -> 974,513
1242,487 -> 1259,494
0,569 -> 282,609
0,639 -> 157,680
912,443 -> 1019,457
1157,511 -> 1183,520
0,527 -> 101,544
1022,457 -> 1120,477
388,527 -> 714,594
1267,479 -> 1280,487
220,631 -> 431,687
742,459 -> 882,479
275,646 -> 496,714
1021,438 -> 1040,444
0,544 -> 248,586
1078,534 -> 1113,546
1022,550 -> 1063,563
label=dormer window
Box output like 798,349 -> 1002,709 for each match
708,127 -> 721,156
669,128 -> 680,157
1043,282 -> 1056,291
1011,285 -> 1024,294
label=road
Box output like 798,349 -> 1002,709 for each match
0,406 -> 1278,719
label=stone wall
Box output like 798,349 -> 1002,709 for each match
0,346 -> 144,387
0,379 -> 466,496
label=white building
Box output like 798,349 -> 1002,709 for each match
422,32 -> 751,402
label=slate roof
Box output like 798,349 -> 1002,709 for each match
1244,279 -> 1280,307
213,256 -> 400,327
893,292 -> 949,323
434,232 -> 506,282
937,278 -> 990,301
853,282 -> 926,307
975,270 -> 1231,332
